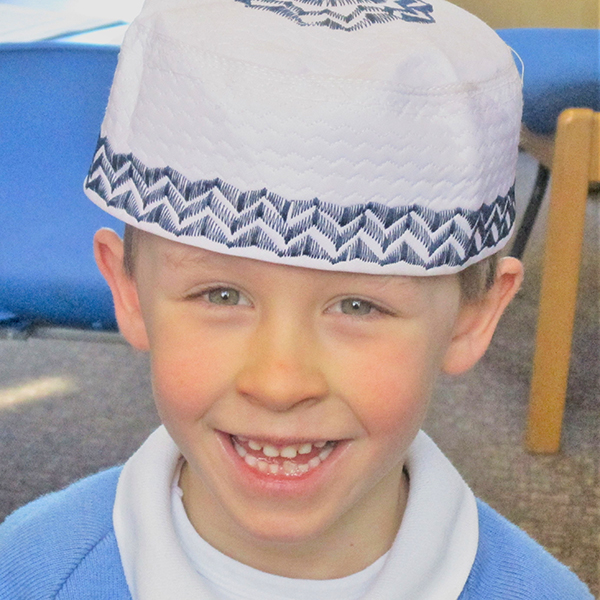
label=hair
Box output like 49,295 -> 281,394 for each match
123,223 -> 138,279
457,253 -> 498,303
122,223 -> 498,303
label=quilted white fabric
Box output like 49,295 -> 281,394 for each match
84,0 -> 523,274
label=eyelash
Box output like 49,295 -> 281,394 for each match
330,298 -> 393,318
191,286 -> 251,307
190,287 -> 393,318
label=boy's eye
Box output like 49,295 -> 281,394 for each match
339,298 -> 374,316
206,288 -> 243,305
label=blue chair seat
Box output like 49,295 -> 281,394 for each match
0,43 -> 122,330
495,29 -> 600,260
497,29 -> 600,135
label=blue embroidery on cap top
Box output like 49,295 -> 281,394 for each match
236,0 -> 435,30
85,137 -> 514,271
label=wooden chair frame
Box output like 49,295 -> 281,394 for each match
522,108 -> 600,453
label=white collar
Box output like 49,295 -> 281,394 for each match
114,426 -> 478,600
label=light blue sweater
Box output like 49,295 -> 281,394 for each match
0,467 -> 593,599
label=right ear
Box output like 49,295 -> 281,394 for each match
94,228 -> 150,351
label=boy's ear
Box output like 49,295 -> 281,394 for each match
443,257 -> 524,375
94,228 -> 150,351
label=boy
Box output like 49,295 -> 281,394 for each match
0,0 -> 593,597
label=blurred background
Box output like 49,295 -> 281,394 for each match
454,0 -> 598,29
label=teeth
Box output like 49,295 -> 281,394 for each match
233,436 -> 338,477
262,444 -> 280,458
234,441 -> 247,458
280,446 -> 297,459
308,457 -> 321,469
319,446 -> 333,461
248,440 -> 262,451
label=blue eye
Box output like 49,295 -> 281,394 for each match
206,288 -> 241,305
340,298 -> 374,316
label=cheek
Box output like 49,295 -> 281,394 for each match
338,333 -> 445,434
151,353 -> 209,422
148,316 -> 242,423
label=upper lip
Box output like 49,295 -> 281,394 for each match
226,432 -> 340,446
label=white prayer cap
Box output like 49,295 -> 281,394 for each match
84,0 -> 522,275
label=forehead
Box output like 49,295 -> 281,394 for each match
136,231 -> 456,297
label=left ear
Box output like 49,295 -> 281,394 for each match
443,257 -> 524,375
94,228 -> 150,352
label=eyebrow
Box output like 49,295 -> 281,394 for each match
351,273 -> 422,293
161,246 -> 227,271
160,244 -> 425,293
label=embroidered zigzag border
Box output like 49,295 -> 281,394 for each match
236,0 -> 435,30
84,137 -> 515,270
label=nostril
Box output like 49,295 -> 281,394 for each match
235,364 -> 328,411
235,326 -> 329,409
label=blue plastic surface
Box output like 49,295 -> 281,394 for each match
0,43 -> 122,329
497,29 -> 600,135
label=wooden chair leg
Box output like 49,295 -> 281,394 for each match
526,108 -> 594,454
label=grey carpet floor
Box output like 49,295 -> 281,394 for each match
0,153 -> 598,595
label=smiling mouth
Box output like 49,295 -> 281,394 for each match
230,435 -> 338,477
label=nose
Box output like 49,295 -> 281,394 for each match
235,314 -> 329,412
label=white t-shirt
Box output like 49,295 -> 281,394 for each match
113,427 -> 478,600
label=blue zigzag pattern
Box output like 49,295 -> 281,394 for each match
236,0 -> 435,29
84,137 -> 515,270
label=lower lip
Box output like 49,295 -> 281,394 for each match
216,431 -> 348,496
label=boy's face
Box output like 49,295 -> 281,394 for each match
100,230 -> 526,577
124,233 -> 463,566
